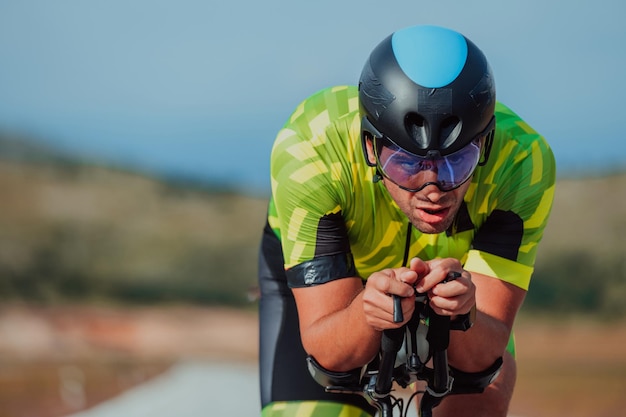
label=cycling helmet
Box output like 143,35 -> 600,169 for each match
359,25 -> 495,158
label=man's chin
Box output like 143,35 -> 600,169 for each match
412,222 -> 448,234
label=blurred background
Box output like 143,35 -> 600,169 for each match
0,1 -> 624,417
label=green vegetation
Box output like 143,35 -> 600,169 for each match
529,252 -> 626,317
1,135 -> 625,317
529,173 -> 626,318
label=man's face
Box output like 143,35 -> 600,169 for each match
382,176 -> 470,234
365,137 -> 472,234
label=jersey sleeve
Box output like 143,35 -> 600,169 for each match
270,126 -> 347,267
268,87 -> 362,285
464,103 -> 556,290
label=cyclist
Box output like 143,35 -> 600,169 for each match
258,24 -> 555,417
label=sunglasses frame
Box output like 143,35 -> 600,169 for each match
361,116 -> 495,192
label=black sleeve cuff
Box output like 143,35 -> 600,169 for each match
286,253 -> 357,288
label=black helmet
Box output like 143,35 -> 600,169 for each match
359,25 -> 495,157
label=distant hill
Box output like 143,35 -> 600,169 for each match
0,153 -> 268,306
1,134 -> 624,316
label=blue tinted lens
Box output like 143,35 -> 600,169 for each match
375,139 -> 481,191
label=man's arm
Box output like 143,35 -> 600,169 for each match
433,270 -> 526,372
292,277 -> 378,371
292,266 -> 420,372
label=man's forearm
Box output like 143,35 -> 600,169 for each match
447,310 -> 510,372
300,290 -> 382,371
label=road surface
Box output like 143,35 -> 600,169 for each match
66,361 -> 260,417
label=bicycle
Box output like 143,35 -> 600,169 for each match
307,272 -> 503,417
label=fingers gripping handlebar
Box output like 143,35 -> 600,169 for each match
392,270 -> 462,324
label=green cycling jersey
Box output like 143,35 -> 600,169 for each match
267,85 -> 555,291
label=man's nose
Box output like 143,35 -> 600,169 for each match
421,183 -> 446,202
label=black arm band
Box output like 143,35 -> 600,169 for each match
286,253 -> 357,288
449,356 -> 503,394
305,355 -> 363,391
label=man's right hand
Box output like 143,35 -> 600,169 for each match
362,258 -> 428,331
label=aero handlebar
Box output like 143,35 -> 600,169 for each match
307,272 -> 502,416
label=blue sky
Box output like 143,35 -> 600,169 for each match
0,0 -> 624,194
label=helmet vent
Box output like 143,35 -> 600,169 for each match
404,113 -> 428,148
439,116 -> 462,148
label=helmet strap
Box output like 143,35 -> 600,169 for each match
478,130 -> 494,166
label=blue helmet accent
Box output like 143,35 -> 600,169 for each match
392,25 -> 468,88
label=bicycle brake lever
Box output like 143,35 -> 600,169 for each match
392,294 -> 403,323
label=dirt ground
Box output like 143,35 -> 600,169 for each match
512,315 -> 626,417
0,304 -> 258,417
0,304 -> 624,417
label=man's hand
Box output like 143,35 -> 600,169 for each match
413,258 -> 476,319
362,258 -> 429,330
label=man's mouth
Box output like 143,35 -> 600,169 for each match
417,206 -> 450,222
420,206 -> 448,214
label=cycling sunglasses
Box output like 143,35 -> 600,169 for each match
364,116 -> 494,192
